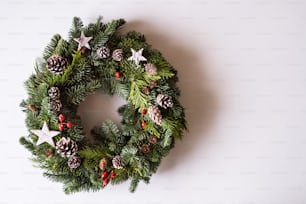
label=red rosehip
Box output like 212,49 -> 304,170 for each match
58,123 -> 65,131
101,171 -> 109,180
115,71 -> 121,79
102,178 -> 109,187
110,170 -> 116,179
66,121 -> 73,129
141,121 -> 147,128
58,114 -> 65,122
141,109 -> 147,115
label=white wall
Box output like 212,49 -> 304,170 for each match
1,0 -> 306,203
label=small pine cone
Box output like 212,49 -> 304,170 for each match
50,99 -> 62,112
148,106 -> 162,125
45,148 -> 54,158
97,47 -> 110,59
145,63 -> 157,75
148,135 -> 158,144
48,87 -> 60,99
47,55 -> 67,75
141,144 -> 150,154
99,158 -> 108,170
68,155 -> 81,169
56,137 -> 78,157
149,80 -> 157,87
157,94 -> 173,109
112,155 -> 124,169
142,87 -> 150,94
28,104 -> 38,112
112,49 -> 123,61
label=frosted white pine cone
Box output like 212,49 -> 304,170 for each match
157,94 -> 173,109
148,106 -> 162,125
145,63 -> 157,75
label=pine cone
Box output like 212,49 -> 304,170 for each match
157,94 -> 173,109
148,135 -> 158,144
28,104 -> 38,112
148,106 -> 162,125
112,49 -> 123,61
141,144 -> 150,154
142,87 -> 150,95
47,55 -> 67,75
149,80 -> 157,87
99,158 -> 108,170
68,155 -> 81,169
45,148 -> 54,158
97,47 -> 110,59
56,137 -> 78,157
50,99 -> 62,112
145,63 -> 157,75
112,155 -> 124,169
48,87 -> 60,99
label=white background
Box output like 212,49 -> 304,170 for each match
1,0 -> 306,203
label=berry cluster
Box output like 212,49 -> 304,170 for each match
101,170 -> 116,187
58,114 -> 73,131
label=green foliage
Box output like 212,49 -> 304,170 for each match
43,34 -> 62,60
20,16 -> 186,194
68,17 -> 83,40
92,18 -> 125,50
129,80 -> 148,109
65,80 -> 101,104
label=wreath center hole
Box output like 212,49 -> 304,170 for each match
78,93 -> 126,139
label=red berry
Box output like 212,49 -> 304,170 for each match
141,109 -> 147,115
110,170 -> 116,179
102,178 -> 109,187
66,121 -> 73,129
101,171 -> 108,180
58,114 -> 65,122
58,123 -> 65,131
115,71 -> 121,79
141,121 -> 147,128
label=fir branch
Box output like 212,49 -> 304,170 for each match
121,145 -> 138,164
92,18 -> 126,50
78,146 -> 112,159
65,80 -> 101,104
129,175 -> 140,193
19,137 -> 36,153
68,17 -> 83,40
43,34 -> 62,61
102,120 -> 120,139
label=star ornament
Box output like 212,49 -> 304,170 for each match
74,31 -> 93,50
128,48 -> 147,66
30,122 -> 60,147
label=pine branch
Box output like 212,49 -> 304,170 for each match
65,80 -> 101,104
43,34 -> 62,61
92,19 -> 125,50
129,175 -> 140,193
19,137 -> 36,153
68,17 -> 83,40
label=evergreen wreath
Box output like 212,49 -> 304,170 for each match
20,16 -> 187,194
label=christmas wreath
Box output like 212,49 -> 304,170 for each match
20,16 -> 186,194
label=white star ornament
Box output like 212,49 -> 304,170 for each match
74,31 -> 93,50
30,121 -> 60,147
128,48 -> 147,66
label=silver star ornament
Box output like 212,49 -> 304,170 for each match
30,121 -> 60,147
128,48 -> 147,66
74,31 -> 93,50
